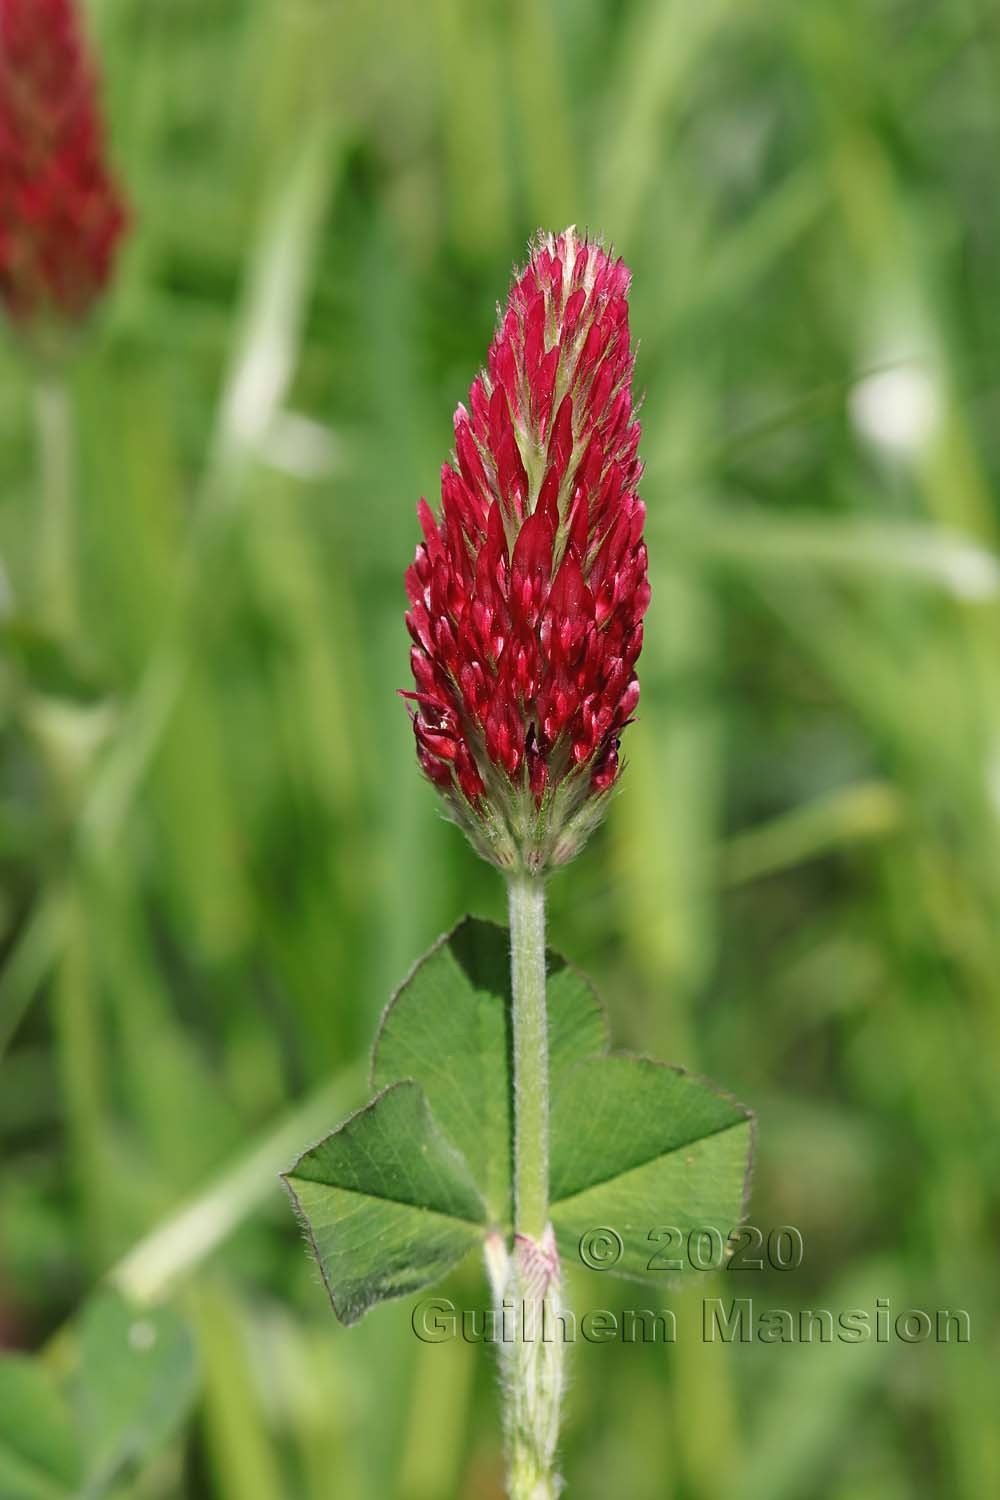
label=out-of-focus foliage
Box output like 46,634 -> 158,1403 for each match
1,1 -> 998,1496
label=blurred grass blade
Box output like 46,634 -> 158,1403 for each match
80,120 -> 341,860
0,1356 -> 80,1500
659,508 -> 1000,599
732,1265 -> 903,1500
192,1285 -> 286,1500
209,120 -> 339,497
0,887 -> 67,1062
112,1068 -> 363,1304
721,781 -> 905,886
598,0 -> 735,241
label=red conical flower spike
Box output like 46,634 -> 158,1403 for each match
404,228 -> 649,872
0,0 -> 127,338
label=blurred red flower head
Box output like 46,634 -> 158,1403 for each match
404,228 -> 649,873
0,0 -> 127,337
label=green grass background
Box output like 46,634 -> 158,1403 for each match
2,0 -> 1000,1495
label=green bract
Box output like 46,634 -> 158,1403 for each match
283,918 -> 754,1325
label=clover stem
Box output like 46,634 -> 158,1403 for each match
504,871 -> 563,1500
507,870 -> 549,1240
34,375 -> 77,638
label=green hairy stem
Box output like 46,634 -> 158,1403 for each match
508,872 -> 549,1240
503,873 -> 565,1500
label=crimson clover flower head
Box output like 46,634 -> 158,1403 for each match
0,0 -> 128,345
404,227 -> 649,873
